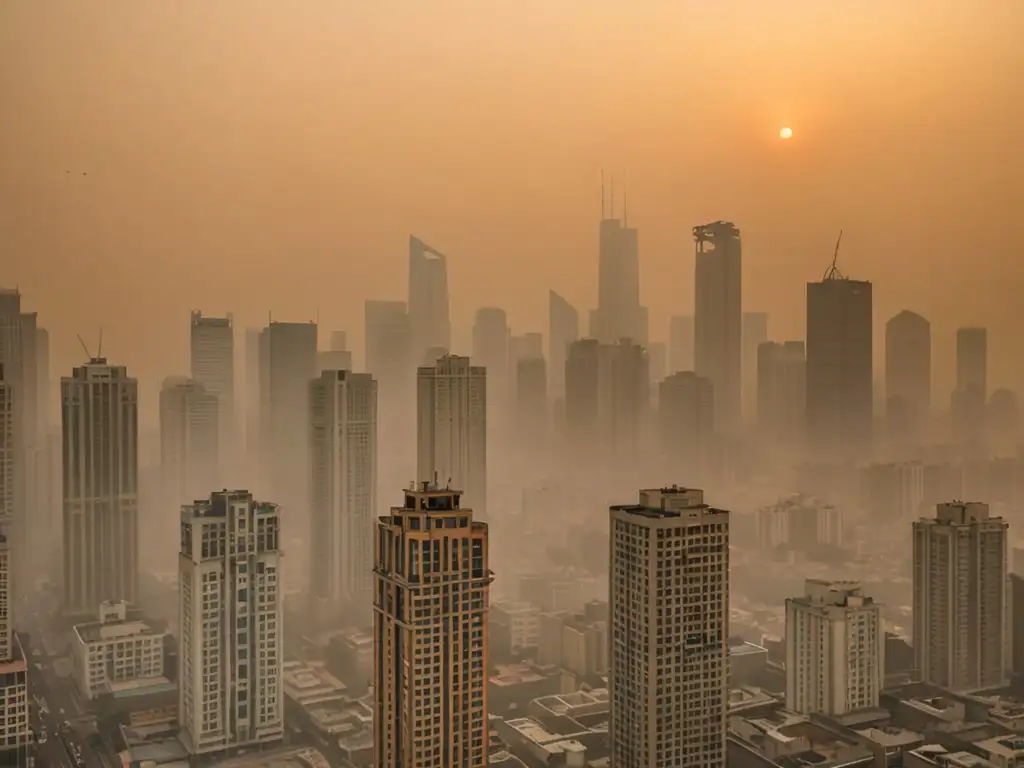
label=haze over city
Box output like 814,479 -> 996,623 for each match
3,2 -> 1024,768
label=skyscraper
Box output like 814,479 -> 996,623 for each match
885,310 -> 931,438
548,290 -> 580,400
190,311 -> 235,460
913,502 -> 1007,691
515,355 -> 547,452
62,358 -> 139,615
591,209 -> 647,346
178,490 -> 284,756
417,355 -> 487,516
373,484 -> 492,768
668,314 -> 694,374
757,341 -> 806,447
785,580 -> 884,716
659,372 -> 715,482
258,320 -> 317,514
408,236 -> 451,365
806,269 -> 873,459
0,366 -> 12,661
742,311 -> 768,422
956,327 -> 988,397
309,370 -> 377,619
471,307 -> 509,407
694,222 -> 742,433
609,487 -> 729,768
159,377 -> 219,506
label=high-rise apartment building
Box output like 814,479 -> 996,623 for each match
757,341 -> 806,447
658,372 -> 714,483
309,370 -> 377,619
62,358 -> 139,615
758,495 -> 843,551
190,311 -> 234,459
609,487 -> 729,768
913,502 -> 1008,691
885,310 -> 931,438
178,490 -> 284,756
742,312 -> 768,422
956,327 -> 988,397
408,236 -> 451,366
668,314 -> 694,374
417,355 -> 487,516
373,484 -> 492,768
694,222 -> 742,433
591,210 -> 647,346
785,580 -> 884,716
806,272 -> 873,459
548,291 -> 580,400
160,377 -> 219,506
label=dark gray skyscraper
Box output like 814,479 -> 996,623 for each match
806,266 -> 873,459
548,290 -> 579,399
885,310 -> 931,438
694,222 -> 742,433
408,235 -> 451,366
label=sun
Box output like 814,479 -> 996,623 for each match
779,126 -> 793,140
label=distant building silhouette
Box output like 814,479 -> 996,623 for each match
659,372 -> 715,483
591,209 -> 647,345
548,290 -> 580,400
885,310 -> 931,440
408,235 -> 451,366
757,340 -> 805,449
742,311 -> 768,423
189,311 -> 234,463
694,222 -> 742,433
471,307 -> 509,407
668,313 -> 695,375
159,377 -> 219,507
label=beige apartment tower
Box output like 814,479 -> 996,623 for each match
913,501 -> 1008,691
609,486 -> 729,768
373,484 -> 492,768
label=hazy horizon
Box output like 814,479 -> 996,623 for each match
3,0 -> 1023,408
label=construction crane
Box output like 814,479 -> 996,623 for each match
822,230 -> 845,281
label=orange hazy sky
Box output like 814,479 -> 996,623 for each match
2,0 -> 1022,403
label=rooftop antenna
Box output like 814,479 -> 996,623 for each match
623,180 -> 628,227
97,327 -> 104,359
601,170 -> 605,219
610,175 -> 616,220
76,334 -> 93,361
823,229 -> 845,281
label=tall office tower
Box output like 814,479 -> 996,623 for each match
913,502 -> 1008,691
564,339 -> 649,462
0,366 -> 12,660
36,326 -> 50,433
515,356 -> 547,450
694,222 -> 742,433
742,312 -> 768,422
806,268 -> 873,459
159,377 -> 219,505
785,580 -> 884,716
956,327 -> 988,397
258,320 -> 317,512
659,372 -> 715,483
609,487 -> 729,768
178,490 -> 284,756
373,484 -> 492,768
417,356 -> 487,516
509,333 -> 543,402
408,236 -> 451,366
309,370 -> 377,619
592,203 -> 647,345
190,311 -> 235,461
471,307 -> 509,407
365,300 -> 412,396
62,358 -> 139,615
647,342 -> 667,386
885,311 -> 931,440
757,341 -> 806,447
668,314 -> 695,374
548,290 -> 580,400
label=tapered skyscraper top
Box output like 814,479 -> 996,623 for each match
408,235 -> 451,364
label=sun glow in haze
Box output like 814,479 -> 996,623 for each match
779,126 -> 793,139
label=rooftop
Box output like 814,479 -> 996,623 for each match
74,617 -> 160,645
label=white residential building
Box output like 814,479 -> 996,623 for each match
179,490 -> 284,756
374,484 -> 492,768
417,355 -> 487,516
913,501 -> 1008,691
71,601 -> 167,700
785,580 -> 884,716
309,369 -> 377,618
609,486 -> 730,768
62,358 -> 139,615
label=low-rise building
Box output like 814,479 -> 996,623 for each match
71,601 -> 167,701
729,710 -> 874,768
491,601 -> 541,657
905,744 -> 997,768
